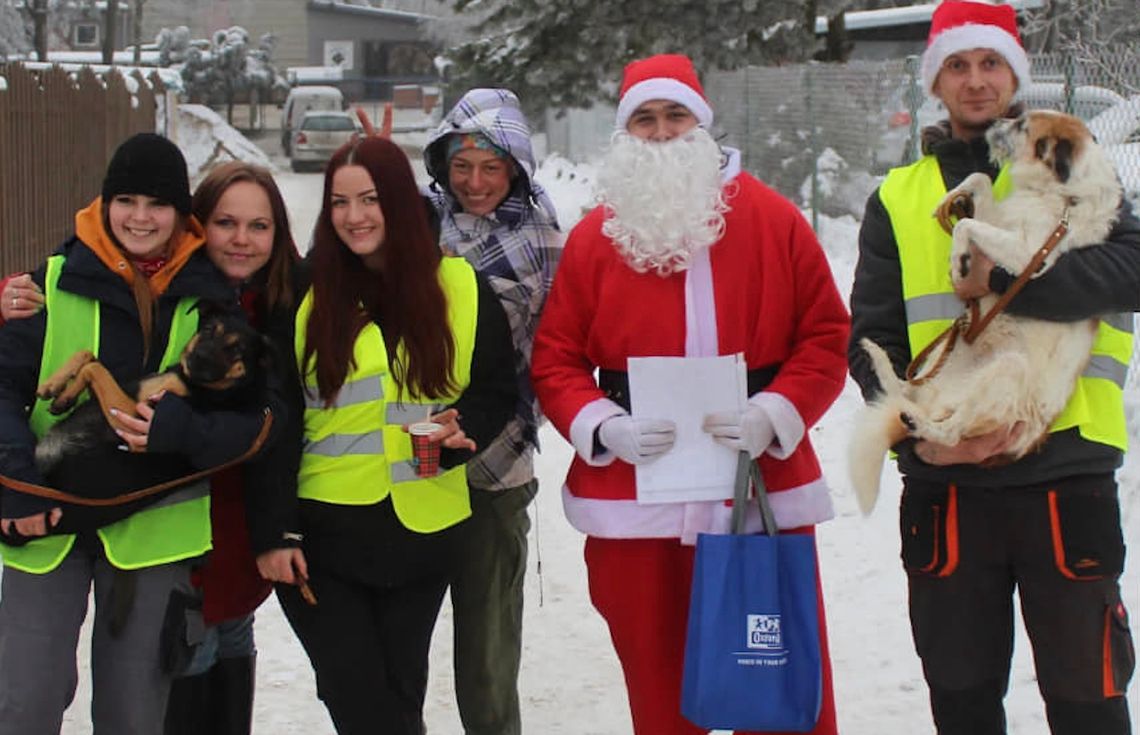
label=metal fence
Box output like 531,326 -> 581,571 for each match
547,51 -> 1140,227
702,50 -> 1140,226
0,64 -> 167,276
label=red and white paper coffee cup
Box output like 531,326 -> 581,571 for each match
408,421 -> 443,478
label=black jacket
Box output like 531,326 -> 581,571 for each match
848,125 -> 1140,488
246,271 -> 518,569
0,236 -> 281,522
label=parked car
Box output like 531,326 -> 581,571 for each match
281,85 -> 345,156
290,111 -> 360,172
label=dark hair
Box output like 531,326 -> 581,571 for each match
304,136 -> 456,403
192,162 -> 300,312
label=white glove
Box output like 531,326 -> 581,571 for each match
598,415 -> 677,465
703,405 -> 776,459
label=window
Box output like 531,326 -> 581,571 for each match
301,115 -> 357,132
74,23 -> 99,48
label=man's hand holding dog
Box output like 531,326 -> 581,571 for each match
914,421 -> 1026,466
953,243 -> 996,300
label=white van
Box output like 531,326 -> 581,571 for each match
281,85 -> 345,155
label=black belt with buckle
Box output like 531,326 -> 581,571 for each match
597,363 -> 781,412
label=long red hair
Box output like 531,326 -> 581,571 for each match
303,136 -> 456,403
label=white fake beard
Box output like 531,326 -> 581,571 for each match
597,128 -> 729,276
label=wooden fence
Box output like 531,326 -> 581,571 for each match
0,64 -> 165,276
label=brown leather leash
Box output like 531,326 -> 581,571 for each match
0,409 -> 273,507
961,210 -> 1070,344
905,208 -> 1071,383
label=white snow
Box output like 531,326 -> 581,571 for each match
176,105 -> 277,182
9,126 -> 1138,734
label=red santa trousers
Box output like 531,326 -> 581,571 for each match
584,533 -> 838,735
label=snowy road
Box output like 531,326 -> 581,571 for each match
25,167 -> 1140,734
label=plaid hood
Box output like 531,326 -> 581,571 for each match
423,89 -> 564,486
424,88 -> 559,225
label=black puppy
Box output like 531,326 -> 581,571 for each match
26,302 -> 273,532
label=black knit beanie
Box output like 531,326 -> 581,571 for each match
101,133 -> 192,215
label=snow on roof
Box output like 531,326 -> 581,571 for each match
48,50 -> 163,66
286,66 -> 345,83
815,0 -> 1046,34
10,0 -> 129,7
307,0 -> 434,22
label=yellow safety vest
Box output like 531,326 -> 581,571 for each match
294,257 -> 479,533
879,156 -> 1131,450
1,255 -> 212,573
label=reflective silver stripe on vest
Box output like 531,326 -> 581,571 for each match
390,461 -> 420,483
147,480 -> 210,512
305,432 -> 385,456
303,377 -> 384,410
1104,312 -> 1134,334
905,293 -> 964,325
1084,354 -> 1128,388
386,402 -> 444,425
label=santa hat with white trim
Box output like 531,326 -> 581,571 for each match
614,54 -> 714,130
921,1 -> 1031,96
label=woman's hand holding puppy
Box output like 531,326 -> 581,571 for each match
108,395 -> 162,453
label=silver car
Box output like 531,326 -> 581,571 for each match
290,110 -> 360,172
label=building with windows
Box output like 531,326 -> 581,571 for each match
140,0 -> 438,99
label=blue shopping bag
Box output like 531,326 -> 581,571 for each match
681,452 -> 822,732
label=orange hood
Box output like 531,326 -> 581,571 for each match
74,197 -> 206,296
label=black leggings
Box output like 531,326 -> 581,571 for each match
277,569 -> 449,735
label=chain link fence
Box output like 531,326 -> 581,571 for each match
701,50 -> 1140,226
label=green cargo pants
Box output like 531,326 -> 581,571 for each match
451,480 -> 536,735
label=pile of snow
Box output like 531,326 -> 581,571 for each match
800,147 -> 880,220
533,153 -> 598,230
176,104 -> 275,181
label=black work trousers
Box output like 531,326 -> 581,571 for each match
900,473 -> 1134,735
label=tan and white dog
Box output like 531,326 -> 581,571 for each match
850,109 -> 1123,514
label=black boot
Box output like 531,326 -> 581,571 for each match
210,654 -> 256,735
164,670 -> 213,735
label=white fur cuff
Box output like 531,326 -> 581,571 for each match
569,397 -> 628,466
750,391 -> 805,460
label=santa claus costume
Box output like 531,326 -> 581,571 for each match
531,54 -> 849,735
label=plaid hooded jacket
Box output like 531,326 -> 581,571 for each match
424,88 -> 564,490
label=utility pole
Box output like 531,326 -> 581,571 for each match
102,0 -> 118,65
132,0 -> 145,64
32,0 -> 48,61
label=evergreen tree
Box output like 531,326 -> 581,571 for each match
445,0 -> 845,117
1,1 -> 32,60
1022,0 -> 1140,94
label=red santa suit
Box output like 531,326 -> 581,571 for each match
532,150 -> 848,735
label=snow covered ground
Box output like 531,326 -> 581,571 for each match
20,127 -> 1140,733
